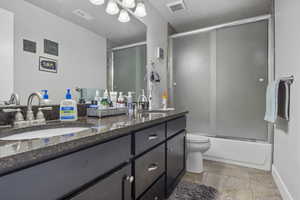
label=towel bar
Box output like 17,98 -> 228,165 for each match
280,75 -> 294,84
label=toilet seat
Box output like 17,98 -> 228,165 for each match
186,134 -> 209,143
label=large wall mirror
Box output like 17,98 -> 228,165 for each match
0,0 -> 147,105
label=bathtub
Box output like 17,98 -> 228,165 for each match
199,135 -> 272,171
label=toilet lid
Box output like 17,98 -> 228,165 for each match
186,134 -> 210,143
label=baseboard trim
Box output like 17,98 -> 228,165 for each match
272,165 -> 294,200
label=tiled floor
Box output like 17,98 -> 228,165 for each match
183,160 -> 282,200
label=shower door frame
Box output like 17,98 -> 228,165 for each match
167,15 -> 274,143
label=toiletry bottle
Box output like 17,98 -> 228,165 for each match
110,91 -> 118,108
127,92 -> 133,114
101,89 -> 110,109
60,89 -> 78,121
41,90 -> 51,105
162,90 -> 168,110
94,90 -> 102,106
117,92 -> 125,108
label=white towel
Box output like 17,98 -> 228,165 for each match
264,81 -> 280,123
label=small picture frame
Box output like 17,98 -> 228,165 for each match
39,56 -> 58,73
23,39 -> 36,54
44,39 -> 59,56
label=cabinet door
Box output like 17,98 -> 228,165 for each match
70,164 -> 132,200
166,131 -> 185,191
0,135 -> 131,200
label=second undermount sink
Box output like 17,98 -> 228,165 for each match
0,127 -> 90,141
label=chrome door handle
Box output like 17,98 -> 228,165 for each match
148,163 -> 159,172
148,135 -> 158,140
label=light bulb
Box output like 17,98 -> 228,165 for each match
118,9 -> 130,23
89,0 -> 105,5
134,2 -> 147,17
122,0 -> 135,8
106,0 -> 120,15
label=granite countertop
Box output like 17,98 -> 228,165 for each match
0,110 -> 188,176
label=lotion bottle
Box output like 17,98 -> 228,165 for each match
60,89 -> 78,121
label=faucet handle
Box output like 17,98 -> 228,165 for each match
2,108 -> 20,113
2,108 -> 24,122
36,107 -> 52,120
38,107 -> 53,111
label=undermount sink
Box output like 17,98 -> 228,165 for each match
0,127 -> 90,141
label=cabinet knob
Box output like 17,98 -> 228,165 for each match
154,197 -> 159,200
125,176 -> 134,183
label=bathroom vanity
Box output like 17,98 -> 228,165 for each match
0,111 -> 187,200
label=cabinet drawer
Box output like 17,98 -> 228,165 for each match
167,116 -> 186,138
139,175 -> 165,200
135,124 -> 165,155
71,164 -> 132,200
135,144 -> 165,198
0,135 -> 131,200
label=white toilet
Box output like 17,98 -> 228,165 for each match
186,134 -> 211,173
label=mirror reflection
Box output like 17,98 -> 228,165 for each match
0,0 -> 147,106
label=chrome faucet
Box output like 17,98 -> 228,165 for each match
26,92 -> 43,121
137,89 -> 149,111
5,93 -> 20,106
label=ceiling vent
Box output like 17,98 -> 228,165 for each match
167,0 -> 186,13
72,9 -> 94,21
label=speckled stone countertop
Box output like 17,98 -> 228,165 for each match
0,110 -> 188,176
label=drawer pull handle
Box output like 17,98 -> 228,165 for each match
148,164 -> 159,172
148,135 -> 158,140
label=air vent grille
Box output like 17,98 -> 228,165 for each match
72,9 -> 94,21
167,0 -> 186,13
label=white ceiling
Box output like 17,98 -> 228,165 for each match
149,0 -> 272,33
24,0 -> 147,47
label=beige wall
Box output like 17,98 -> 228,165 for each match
274,0 -> 300,199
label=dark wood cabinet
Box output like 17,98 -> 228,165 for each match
0,115 -> 187,200
70,164 -> 132,200
166,131 -> 186,195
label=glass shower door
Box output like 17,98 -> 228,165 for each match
172,20 -> 269,141
113,45 -> 147,96
172,32 -> 213,134
215,21 -> 268,141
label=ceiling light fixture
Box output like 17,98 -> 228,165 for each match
106,0 -> 120,15
89,0 -> 147,23
89,0 -> 105,6
122,0 -> 136,9
134,2 -> 147,17
118,9 -> 130,22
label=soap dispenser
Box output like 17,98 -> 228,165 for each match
60,89 -> 78,121
41,90 -> 51,105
